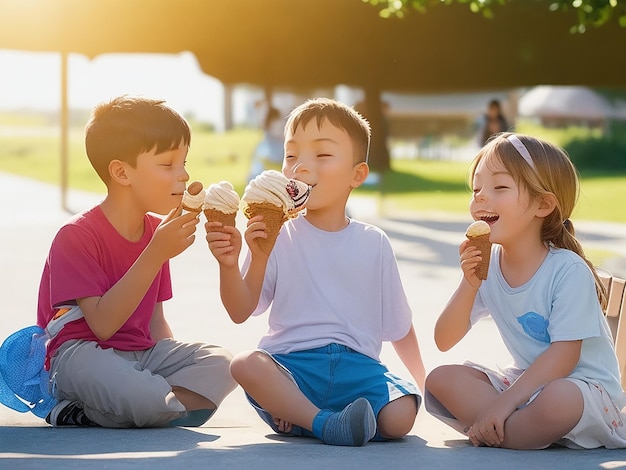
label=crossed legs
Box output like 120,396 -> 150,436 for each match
230,350 -> 418,442
425,364 -> 584,449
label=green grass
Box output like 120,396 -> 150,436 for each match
358,158 -> 472,214
575,172 -> 626,222
0,120 -> 624,223
515,119 -> 603,146
184,127 -> 261,195
0,125 -> 260,196
357,158 -> 626,223
0,111 -> 54,126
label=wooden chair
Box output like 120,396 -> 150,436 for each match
598,271 -> 626,391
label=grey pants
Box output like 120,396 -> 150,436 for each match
49,338 -> 236,428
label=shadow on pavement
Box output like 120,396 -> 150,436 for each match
1,425 -> 621,469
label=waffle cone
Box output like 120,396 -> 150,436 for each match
182,203 -> 202,214
203,208 -> 237,232
243,202 -> 287,255
467,233 -> 491,280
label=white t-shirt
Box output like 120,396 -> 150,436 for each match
245,215 -> 413,360
471,244 -> 624,401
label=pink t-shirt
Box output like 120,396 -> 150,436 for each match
37,205 -> 172,367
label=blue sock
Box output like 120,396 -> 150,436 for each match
312,398 -> 377,446
312,409 -> 332,440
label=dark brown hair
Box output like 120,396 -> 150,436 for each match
84,96 -> 191,183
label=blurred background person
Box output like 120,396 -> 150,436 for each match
248,106 -> 285,181
477,99 -> 509,146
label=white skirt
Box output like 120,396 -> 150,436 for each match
425,361 -> 626,449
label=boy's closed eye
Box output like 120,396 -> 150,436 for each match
156,157 -> 174,167
159,159 -> 186,168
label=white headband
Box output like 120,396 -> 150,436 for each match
507,135 -> 535,170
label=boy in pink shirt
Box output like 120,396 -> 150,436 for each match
38,96 -> 236,427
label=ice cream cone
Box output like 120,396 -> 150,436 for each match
469,233 -> 491,280
203,180 -> 240,232
203,208 -> 237,232
182,202 -> 202,213
466,221 -> 492,281
182,180 -> 205,213
243,202 -> 287,255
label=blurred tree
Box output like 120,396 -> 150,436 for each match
358,0 -> 626,171
364,0 -> 626,33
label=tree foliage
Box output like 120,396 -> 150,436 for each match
363,0 -> 626,33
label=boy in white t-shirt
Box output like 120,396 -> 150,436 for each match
206,97 -> 425,446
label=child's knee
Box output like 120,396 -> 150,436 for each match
377,395 -> 418,439
425,364 -> 450,395
530,379 -> 584,424
425,364 -> 474,394
229,350 -> 274,384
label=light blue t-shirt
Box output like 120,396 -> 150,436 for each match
471,245 -> 624,401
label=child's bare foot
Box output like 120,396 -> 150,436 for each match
273,417 -> 293,434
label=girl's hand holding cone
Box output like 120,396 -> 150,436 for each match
462,220 -> 492,284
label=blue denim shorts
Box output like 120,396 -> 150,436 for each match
246,343 -> 421,440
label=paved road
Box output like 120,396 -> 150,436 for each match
1,172 -> 625,469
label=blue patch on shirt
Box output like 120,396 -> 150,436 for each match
517,312 -> 551,343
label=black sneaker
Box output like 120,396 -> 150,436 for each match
45,400 -> 96,427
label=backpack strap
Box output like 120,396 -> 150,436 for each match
45,305 -> 85,339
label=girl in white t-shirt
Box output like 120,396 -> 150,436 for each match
425,132 -> 626,449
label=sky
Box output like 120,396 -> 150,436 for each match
0,49 -> 367,130
0,49 -> 257,130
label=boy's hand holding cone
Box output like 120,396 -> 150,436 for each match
466,220 -> 492,280
242,170 -> 311,256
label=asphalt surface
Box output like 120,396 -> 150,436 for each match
1,172 -> 625,469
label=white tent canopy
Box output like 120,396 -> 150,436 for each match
518,86 -> 612,120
